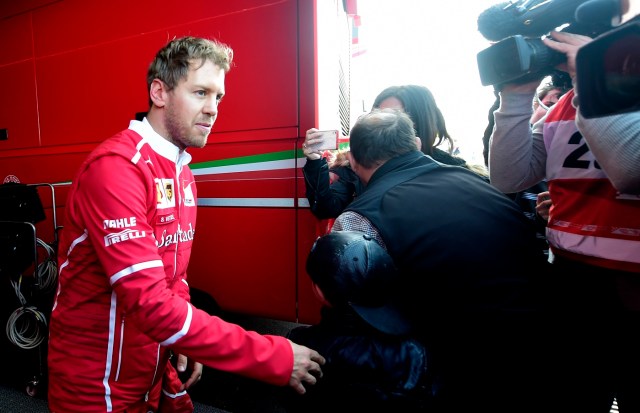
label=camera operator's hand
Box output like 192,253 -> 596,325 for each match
542,31 -> 593,83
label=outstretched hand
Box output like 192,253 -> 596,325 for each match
287,340 -> 326,395
176,354 -> 203,391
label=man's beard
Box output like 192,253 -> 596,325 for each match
164,108 -> 208,149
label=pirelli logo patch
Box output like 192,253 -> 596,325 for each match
103,216 -> 146,246
104,228 -> 146,246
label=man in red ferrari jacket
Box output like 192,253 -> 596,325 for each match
47,36 -> 325,413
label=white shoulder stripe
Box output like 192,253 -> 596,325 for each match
52,230 -> 90,312
109,260 -> 163,284
131,137 -> 147,164
67,229 -> 89,255
160,302 -> 193,346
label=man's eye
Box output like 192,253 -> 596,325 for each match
216,95 -> 224,103
196,90 -> 206,97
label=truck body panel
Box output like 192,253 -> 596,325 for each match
0,0 -> 359,324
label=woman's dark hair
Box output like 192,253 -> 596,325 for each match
372,85 -> 454,156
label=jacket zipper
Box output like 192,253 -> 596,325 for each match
115,316 -> 125,381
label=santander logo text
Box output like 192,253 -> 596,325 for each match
157,223 -> 195,248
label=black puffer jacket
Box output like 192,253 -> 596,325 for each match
285,305 -> 432,412
303,157 -> 364,220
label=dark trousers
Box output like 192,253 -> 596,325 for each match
547,255 -> 640,413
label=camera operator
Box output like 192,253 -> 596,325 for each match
488,3 -> 640,412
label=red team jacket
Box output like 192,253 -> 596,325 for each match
48,119 -> 293,412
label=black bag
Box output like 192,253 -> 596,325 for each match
0,183 -> 46,224
0,183 -> 45,278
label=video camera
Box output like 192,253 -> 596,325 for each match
576,17 -> 640,117
476,0 -> 620,86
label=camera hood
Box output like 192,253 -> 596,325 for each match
577,20 -> 640,118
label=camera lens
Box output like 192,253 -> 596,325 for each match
526,39 -> 566,74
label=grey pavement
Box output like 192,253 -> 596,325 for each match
0,384 -> 230,412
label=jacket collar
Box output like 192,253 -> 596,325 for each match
128,118 -> 192,167
367,151 -> 434,186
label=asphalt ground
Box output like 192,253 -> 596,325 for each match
0,311 -> 622,413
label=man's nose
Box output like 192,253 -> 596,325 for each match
204,97 -> 218,116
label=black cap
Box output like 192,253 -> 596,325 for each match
306,231 -> 411,336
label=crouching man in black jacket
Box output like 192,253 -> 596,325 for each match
286,230 -> 432,412
312,108 -> 557,413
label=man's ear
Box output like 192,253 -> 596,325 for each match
346,151 -> 358,172
149,79 -> 167,108
312,283 -> 331,307
415,136 -> 422,151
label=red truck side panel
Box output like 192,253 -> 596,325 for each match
0,0 -> 355,325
